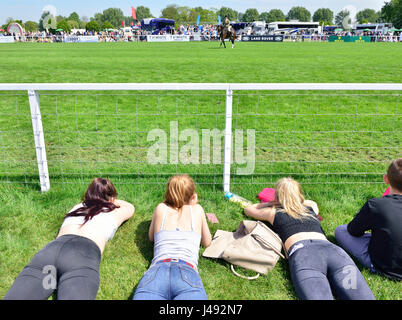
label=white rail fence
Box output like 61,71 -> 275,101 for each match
0,83 -> 401,192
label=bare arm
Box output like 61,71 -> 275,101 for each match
148,215 -> 155,243
190,195 -> 212,247
200,208 -> 212,247
244,202 -> 276,225
303,200 -> 319,215
111,199 -> 135,227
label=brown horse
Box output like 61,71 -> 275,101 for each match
217,25 -> 236,48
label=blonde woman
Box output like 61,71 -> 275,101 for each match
133,175 -> 212,300
244,177 -> 375,300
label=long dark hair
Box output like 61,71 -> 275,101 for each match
65,178 -> 119,225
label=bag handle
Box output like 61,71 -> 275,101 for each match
252,234 -> 286,259
230,264 -> 260,280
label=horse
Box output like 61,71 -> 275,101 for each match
217,25 -> 236,49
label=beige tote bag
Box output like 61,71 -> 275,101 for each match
203,220 -> 287,280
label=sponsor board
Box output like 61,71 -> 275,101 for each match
64,36 -> 99,43
146,35 -> 190,42
0,36 -> 15,43
329,35 -> 371,43
241,35 -> 283,42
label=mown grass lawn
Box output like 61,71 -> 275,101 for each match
0,41 -> 401,300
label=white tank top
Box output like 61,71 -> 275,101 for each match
152,205 -> 201,267
61,203 -> 118,242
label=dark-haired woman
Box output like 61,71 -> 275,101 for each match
4,178 -> 134,300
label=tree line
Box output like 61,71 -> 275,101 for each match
2,1 -> 401,33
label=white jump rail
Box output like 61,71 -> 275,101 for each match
1,83 -> 401,192
1,83 -> 402,91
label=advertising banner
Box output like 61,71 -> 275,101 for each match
64,36 -> 99,43
241,35 -> 283,42
0,36 -> 15,43
329,36 -> 371,43
146,35 -> 190,42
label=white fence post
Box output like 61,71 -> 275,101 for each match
28,90 -> 50,192
223,88 -> 233,193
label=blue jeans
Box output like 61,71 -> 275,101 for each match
334,224 -> 376,272
288,239 -> 375,300
133,259 -> 208,300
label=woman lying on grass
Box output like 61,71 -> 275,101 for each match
4,178 -> 135,300
133,174 -> 212,300
244,177 -> 375,300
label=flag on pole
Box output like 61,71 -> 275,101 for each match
218,15 -> 221,24
131,6 -> 137,20
122,20 -> 125,27
196,14 -> 201,26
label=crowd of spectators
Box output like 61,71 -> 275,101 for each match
1,23 -> 401,42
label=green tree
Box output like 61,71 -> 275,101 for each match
68,12 -> 80,23
91,13 -> 103,26
260,9 -> 285,22
193,7 -> 218,24
217,7 -> 238,21
24,21 -> 39,32
380,0 -> 402,28
56,19 -> 71,33
102,8 -> 124,28
356,8 -> 379,23
242,8 -> 260,22
176,6 -> 197,23
101,20 -> 114,30
313,8 -> 334,24
136,6 -> 154,21
380,1 -> 395,22
56,15 -> 67,23
335,9 -> 351,26
85,20 -> 100,32
287,6 -> 311,22
394,0 -> 402,28
161,4 -> 179,20
67,20 -> 79,30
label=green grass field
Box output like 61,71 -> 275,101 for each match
0,42 -> 401,300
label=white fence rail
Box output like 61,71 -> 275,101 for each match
0,83 -> 401,192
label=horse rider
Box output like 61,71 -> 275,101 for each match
223,16 -> 232,33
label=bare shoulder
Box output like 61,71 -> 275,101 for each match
192,203 -> 205,213
154,202 -> 167,216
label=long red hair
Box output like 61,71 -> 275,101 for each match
164,175 -> 195,210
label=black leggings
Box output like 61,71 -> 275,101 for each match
4,234 -> 101,300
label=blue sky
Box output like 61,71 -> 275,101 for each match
1,0 -> 387,25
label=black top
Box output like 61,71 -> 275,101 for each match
347,194 -> 402,281
267,206 -> 325,244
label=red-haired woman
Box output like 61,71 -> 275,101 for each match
133,174 -> 212,300
4,178 -> 135,300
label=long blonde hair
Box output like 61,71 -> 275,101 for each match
271,177 -> 310,219
164,174 -> 196,210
